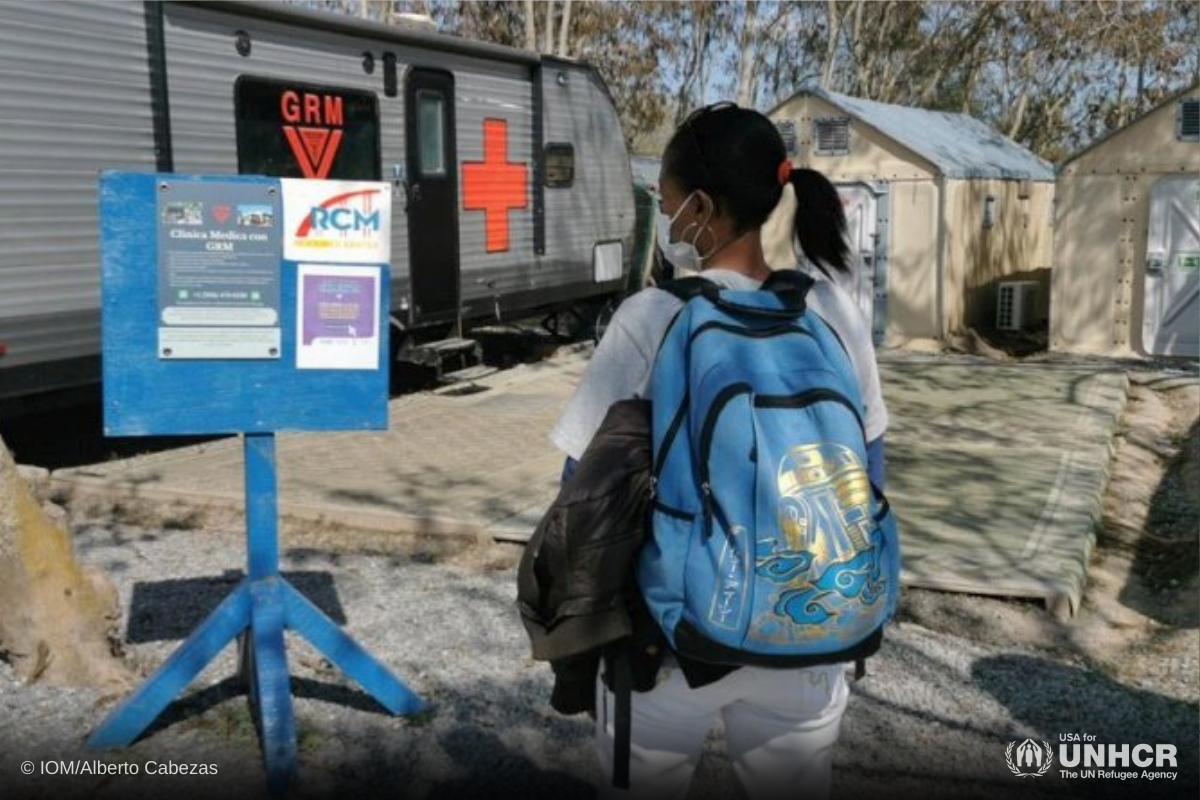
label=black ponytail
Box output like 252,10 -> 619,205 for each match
790,167 -> 850,277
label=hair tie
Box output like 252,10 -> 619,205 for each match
777,160 -> 793,186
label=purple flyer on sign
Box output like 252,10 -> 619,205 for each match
302,274 -> 376,344
297,265 -> 380,370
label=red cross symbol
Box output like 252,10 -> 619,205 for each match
462,118 -> 528,253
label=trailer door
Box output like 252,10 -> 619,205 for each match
405,69 -> 460,321
1141,174 -> 1199,356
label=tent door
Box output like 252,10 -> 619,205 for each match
1141,174 -> 1199,356
405,68 -> 460,323
835,182 -> 888,345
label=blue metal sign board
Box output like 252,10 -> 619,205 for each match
91,173 -> 421,792
101,172 -> 388,435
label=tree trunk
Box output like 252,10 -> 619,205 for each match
872,1 -> 896,97
735,0 -> 759,107
850,0 -> 868,96
698,18 -> 712,111
961,63 -> 978,113
0,436 -> 131,690
821,0 -> 840,89
757,2 -> 793,106
1005,52 -> 1036,139
524,0 -> 537,52
557,0 -> 572,57
917,4 -> 1001,108
675,5 -> 709,124
1134,59 -> 1146,118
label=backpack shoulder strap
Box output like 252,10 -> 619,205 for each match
651,276 -> 716,356
658,276 -> 716,304
759,268 -> 815,311
657,269 -> 817,324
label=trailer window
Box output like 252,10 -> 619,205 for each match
235,76 -> 380,180
417,91 -> 446,176
544,143 -> 575,188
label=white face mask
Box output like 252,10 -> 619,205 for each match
655,190 -> 709,273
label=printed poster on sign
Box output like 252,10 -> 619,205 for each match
156,180 -> 282,360
282,179 -> 391,264
296,264 -> 381,370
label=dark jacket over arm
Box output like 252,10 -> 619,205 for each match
517,399 -> 654,713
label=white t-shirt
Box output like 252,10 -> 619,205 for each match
550,268 -> 888,461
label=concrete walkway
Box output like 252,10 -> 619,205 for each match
49,350 -> 1130,615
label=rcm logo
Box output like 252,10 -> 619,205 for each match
294,189 -> 382,238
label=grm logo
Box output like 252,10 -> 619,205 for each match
280,90 -> 346,179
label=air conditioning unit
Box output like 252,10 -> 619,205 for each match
997,281 -> 1038,331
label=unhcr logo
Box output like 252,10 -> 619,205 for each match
1056,735 -> 1178,781
1006,739 -> 1053,777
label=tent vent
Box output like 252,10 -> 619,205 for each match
814,117 -> 850,156
1178,98 -> 1199,142
776,120 -> 798,156
997,281 -> 1038,331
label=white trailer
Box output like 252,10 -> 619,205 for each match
0,1 -> 636,399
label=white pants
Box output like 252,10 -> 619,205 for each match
595,661 -> 848,800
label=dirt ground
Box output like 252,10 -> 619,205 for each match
900,368 -> 1199,692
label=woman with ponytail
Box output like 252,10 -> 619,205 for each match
550,103 -> 888,800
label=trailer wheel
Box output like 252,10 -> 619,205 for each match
541,308 -> 589,342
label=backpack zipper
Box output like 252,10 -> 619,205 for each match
696,383 -> 751,540
753,388 -> 865,436
652,396 -> 689,481
701,482 -> 714,539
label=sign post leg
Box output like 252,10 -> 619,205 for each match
249,578 -> 299,792
86,583 -> 252,748
242,434 -> 299,789
283,582 -> 424,715
91,432 -> 422,792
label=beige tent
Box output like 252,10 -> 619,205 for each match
1051,86 -> 1200,357
764,88 -> 1055,345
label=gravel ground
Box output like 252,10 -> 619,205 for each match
1,515 -> 1194,800
0,371 -> 1196,800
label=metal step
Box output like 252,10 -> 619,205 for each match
424,337 -> 478,354
397,336 -> 482,369
438,364 -> 498,385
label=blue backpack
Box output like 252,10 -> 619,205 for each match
638,271 -> 900,668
